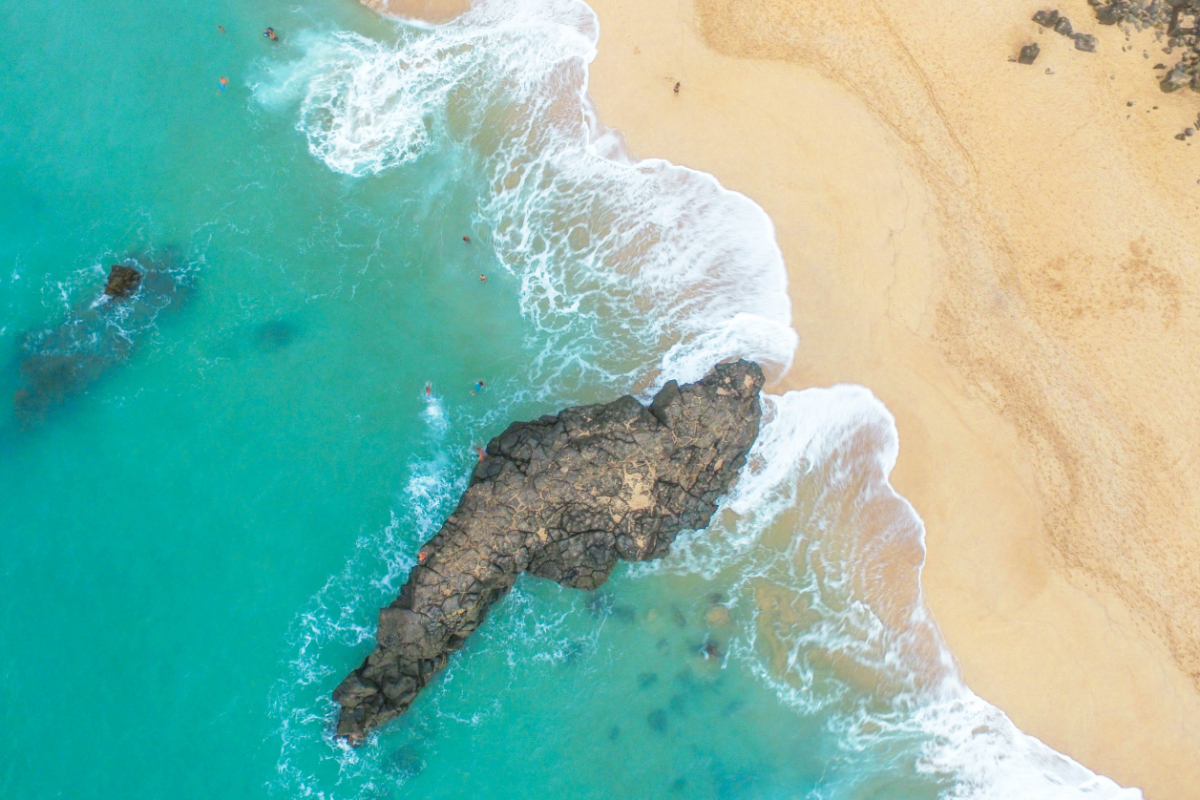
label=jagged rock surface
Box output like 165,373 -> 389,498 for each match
333,360 -> 765,744
1086,0 -> 1200,91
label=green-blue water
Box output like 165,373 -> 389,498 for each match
0,0 -> 1140,797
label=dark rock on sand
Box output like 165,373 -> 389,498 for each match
1161,64 -> 1191,90
1089,1 -> 1200,95
1074,32 -> 1099,51
332,360 -> 765,744
13,253 -> 188,426
1019,43 -> 1041,64
1096,4 -> 1123,25
1055,16 -> 1075,35
1034,9 -> 1061,27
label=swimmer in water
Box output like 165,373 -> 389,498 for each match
462,235 -> 470,243
472,380 -> 485,394
473,445 -> 486,462
478,274 -> 487,283
424,381 -> 432,397
264,27 -> 278,41
218,77 -> 228,92
217,25 -> 226,34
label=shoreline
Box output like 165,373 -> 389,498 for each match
580,0 -> 1200,796
357,0 -> 1200,795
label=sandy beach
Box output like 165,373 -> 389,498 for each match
367,0 -> 1200,795
581,0 -> 1200,795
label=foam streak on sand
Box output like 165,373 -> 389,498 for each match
581,0 -> 1200,796
271,0 -> 1152,795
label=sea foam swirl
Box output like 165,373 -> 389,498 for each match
261,0 -> 1141,797
256,0 -> 796,394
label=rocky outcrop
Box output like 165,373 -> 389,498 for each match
13,254 -> 188,426
103,265 -> 142,298
333,360 -> 765,744
1086,0 -> 1200,91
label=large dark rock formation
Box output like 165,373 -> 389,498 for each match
333,360 -> 765,744
13,253 -> 188,426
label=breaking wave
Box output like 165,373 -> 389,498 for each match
261,0 -> 1141,797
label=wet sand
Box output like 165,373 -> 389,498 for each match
357,0 -> 469,24
582,0 -> 1200,796
363,0 -> 1200,795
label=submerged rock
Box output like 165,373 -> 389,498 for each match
103,264 -> 142,298
255,320 -> 298,351
1161,63 -> 1191,91
333,360 -> 765,744
13,253 -> 188,426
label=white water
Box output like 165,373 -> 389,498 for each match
262,0 -> 1143,796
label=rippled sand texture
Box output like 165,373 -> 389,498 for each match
582,0 -> 1200,796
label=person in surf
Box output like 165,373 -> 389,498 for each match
264,27 -> 278,41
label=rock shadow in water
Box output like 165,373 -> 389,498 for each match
254,319 -> 299,352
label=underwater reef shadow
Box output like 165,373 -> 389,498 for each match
4,247 -> 195,434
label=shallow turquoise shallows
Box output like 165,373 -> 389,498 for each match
0,0 -> 1141,798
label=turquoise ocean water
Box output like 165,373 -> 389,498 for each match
0,0 -> 1140,797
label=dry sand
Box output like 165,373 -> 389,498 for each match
365,0 -> 1200,795
581,0 -> 1200,795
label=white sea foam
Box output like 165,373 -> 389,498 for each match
265,0 -> 1141,796
653,387 -> 1140,798
256,0 -> 795,394
269,454 -> 466,797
